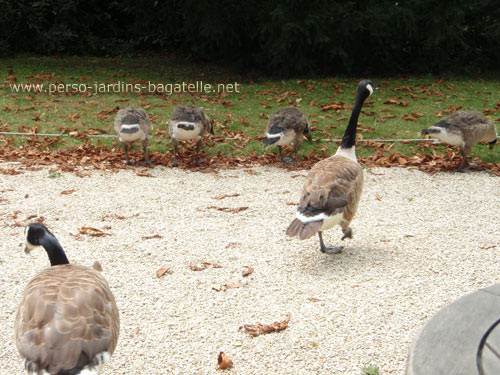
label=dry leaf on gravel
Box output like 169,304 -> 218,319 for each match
242,266 -> 254,277
189,263 -> 208,271
307,297 -> 321,302
376,194 -> 382,201
217,352 -> 233,371
134,169 -> 154,177
79,227 -> 110,237
142,234 -> 163,240
101,214 -> 127,220
212,278 -> 241,291
479,243 -> 497,250
213,193 -> 240,200
189,261 -> 222,271
240,314 -> 291,337
207,206 -> 249,213
0,167 -> 23,175
60,189 -> 76,195
156,267 -> 171,278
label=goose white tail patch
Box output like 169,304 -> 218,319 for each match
173,122 -> 202,140
296,212 -> 343,230
265,132 -> 282,139
79,352 -> 111,374
431,127 -> 464,146
335,146 -> 357,162
119,125 -> 144,143
79,368 -> 100,375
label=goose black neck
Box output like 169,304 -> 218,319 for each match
40,234 -> 69,266
340,93 -> 367,149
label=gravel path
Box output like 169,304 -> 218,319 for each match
0,162 -> 499,374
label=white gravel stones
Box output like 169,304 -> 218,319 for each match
0,163 -> 499,374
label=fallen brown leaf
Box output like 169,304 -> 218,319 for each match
207,206 -> 249,213
156,267 -> 171,278
79,227 -> 111,237
189,261 -> 222,271
189,263 -> 207,271
0,167 -> 23,175
240,314 -> 291,337
479,243 -> 497,250
142,234 -> 163,240
213,278 -> 241,291
214,193 -> 240,200
242,266 -> 254,277
134,169 -> 154,177
217,352 -> 233,371
60,189 -> 76,195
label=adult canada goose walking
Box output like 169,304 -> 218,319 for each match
168,105 -> 213,167
15,223 -> 119,375
262,107 -> 312,164
286,80 -> 374,254
420,111 -> 497,172
114,107 -> 151,164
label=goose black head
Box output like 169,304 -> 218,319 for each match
24,223 -> 49,253
24,223 -> 69,265
357,80 -> 375,99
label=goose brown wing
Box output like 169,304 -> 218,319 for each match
298,156 -> 363,218
15,264 -> 119,374
268,108 -> 307,133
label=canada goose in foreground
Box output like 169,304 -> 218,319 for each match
262,107 -> 312,164
420,111 -> 497,172
16,223 -> 119,375
286,80 -> 374,254
168,105 -> 213,167
114,107 -> 151,164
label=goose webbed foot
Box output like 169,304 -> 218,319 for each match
171,161 -> 180,167
281,157 -> 295,165
341,227 -> 352,240
456,167 -> 472,173
320,245 -> 343,254
318,231 -> 343,254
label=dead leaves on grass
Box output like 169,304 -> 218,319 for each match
240,314 -> 291,337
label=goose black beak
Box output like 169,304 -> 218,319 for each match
24,245 -> 31,254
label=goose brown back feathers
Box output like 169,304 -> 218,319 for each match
15,264 -> 119,374
286,155 -> 363,240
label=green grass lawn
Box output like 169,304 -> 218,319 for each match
1,55 -> 499,164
